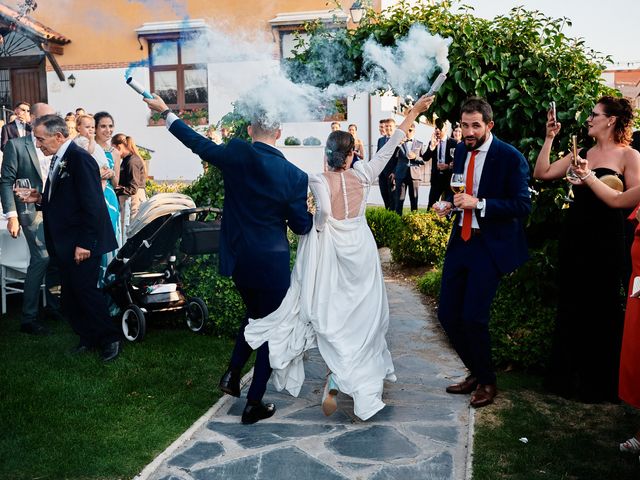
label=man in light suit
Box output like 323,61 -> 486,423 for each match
23,115 -> 122,361
393,122 -> 425,214
0,103 -> 63,335
426,118 -> 457,208
145,94 -> 313,424
434,97 -> 531,408
1,101 -> 31,151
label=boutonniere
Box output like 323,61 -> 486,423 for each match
58,160 -> 69,179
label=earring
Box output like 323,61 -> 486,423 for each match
607,123 -> 611,127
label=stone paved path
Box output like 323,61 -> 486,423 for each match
137,277 -> 471,480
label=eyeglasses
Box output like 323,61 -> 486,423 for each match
588,111 -> 609,119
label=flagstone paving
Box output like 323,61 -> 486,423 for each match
138,277 -> 471,480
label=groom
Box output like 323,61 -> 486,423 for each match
145,95 -> 313,424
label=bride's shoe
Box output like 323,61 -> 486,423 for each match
322,374 -> 339,416
619,436 -> 640,453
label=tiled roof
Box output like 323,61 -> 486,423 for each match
0,3 -> 70,44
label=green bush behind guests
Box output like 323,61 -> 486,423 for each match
391,211 -> 451,267
365,207 -> 403,248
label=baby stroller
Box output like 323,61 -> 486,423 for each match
104,193 -> 220,342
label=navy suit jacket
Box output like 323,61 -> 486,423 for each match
1,121 -> 31,151
169,119 -> 313,290
449,136 -> 531,274
376,136 -> 400,176
427,138 -> 457,176
41,142 -> 117,264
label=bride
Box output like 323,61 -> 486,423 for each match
245,94 -> 434,420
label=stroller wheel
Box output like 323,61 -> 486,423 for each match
122,304 -> 146,342
186,297 -> 209,333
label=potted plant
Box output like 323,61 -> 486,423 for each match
148,111 -> 165,127
284,136 -> 302,146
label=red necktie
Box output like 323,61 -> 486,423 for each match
461,150 -> 479,241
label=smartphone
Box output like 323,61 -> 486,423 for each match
549,101 -> 556,125
571,135 -> 578,166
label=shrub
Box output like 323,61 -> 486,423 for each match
284,136 -> 301,146
180,254 -> 245,337
145,179 -> 189,198
303,136 -> 321,146
365,207 -> 403,247
391,210 -> 451,267
417,268 -> 442,299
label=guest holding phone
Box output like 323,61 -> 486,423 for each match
574,149 -> 640,457
534,96 -> 640,403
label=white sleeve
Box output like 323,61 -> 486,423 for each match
308,174 -> 329,232
166,112 -> 179,129
354,129 -> 406,184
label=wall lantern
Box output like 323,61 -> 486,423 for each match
350,0 -> 365,24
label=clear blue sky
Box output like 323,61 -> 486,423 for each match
458,0 -> 638,67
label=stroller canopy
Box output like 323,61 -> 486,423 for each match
127,193 -> 196,239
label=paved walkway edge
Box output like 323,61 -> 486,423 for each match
133,370 -> 254,480
465,406 -> 476,480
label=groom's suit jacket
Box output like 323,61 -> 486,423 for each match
449,136 -> 530,274
41,141 -> 117,263
169,119 -> 313,290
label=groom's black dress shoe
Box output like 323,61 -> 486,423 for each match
241,402 -> 276,424
219,369 -> 241,397
101,341 -> 121,362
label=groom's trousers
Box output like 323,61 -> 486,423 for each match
230,285 -> 288,402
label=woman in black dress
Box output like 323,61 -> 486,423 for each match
534,96 -> 640,402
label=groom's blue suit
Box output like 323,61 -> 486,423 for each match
168,119 -> 313,402
438,135 -> 530,386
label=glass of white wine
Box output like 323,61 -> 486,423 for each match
450,173 -> 465,211
14,178 -> 32,214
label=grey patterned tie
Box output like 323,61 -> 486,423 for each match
48,155 -> 58,180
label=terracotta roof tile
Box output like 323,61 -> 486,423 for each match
0,3 -> 70,44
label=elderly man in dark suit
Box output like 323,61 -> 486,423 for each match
1,101 -> 31,151
0,102 -> 63,335
21,114 -> 122,361
145,94 -> 313,425
434,97 -> 531,408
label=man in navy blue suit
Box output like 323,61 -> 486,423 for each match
376,118 -> 400,210
434,97 -> 531,408
426,118 -> 457,208
22,114 -> 122,361
145,95 -> 313,424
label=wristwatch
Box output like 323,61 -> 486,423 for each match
476,198 -> 486,210
160,109 -> 171,120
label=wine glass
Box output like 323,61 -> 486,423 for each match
14,178 -> 32,214
450,173 -> 465,211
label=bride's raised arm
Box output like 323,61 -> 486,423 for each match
363,94 -> 435,181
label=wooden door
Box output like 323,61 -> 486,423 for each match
10,62 -> 47,105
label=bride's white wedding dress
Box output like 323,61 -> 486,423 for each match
244,129 -> 406,420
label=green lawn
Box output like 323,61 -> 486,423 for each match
473,372 -> 640,480
0,301 -> 236,479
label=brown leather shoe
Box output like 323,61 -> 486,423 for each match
470,384 -> 497,408
446,376 -> 478,394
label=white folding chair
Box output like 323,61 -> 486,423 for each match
0,226 -> 47,315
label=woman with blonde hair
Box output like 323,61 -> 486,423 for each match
112,133 -> 146,241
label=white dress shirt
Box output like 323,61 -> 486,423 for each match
458,133 -> 493,228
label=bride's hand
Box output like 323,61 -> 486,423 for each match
412,94 -> 434,114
